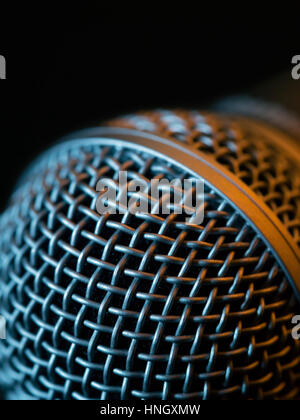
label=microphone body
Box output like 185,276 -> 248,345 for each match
0,105 -> 300,400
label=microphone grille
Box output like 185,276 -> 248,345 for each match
108,109 -> 300,246
0,110 -> 299,400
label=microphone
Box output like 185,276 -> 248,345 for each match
0,101 -> 300,400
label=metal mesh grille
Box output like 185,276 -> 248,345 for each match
109,110 -> 300,246
0,120 -> 300,400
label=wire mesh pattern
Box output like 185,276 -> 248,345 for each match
109,110 -> 300,246
0,120 -> 300,400
213,96 -> 300,143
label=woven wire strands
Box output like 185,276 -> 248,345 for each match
109,109 -> 300,246
0,109 -> 300,400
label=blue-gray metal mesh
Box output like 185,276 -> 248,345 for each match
0,111 -> 299,400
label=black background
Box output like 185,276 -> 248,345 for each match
0,6 -> 299,212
